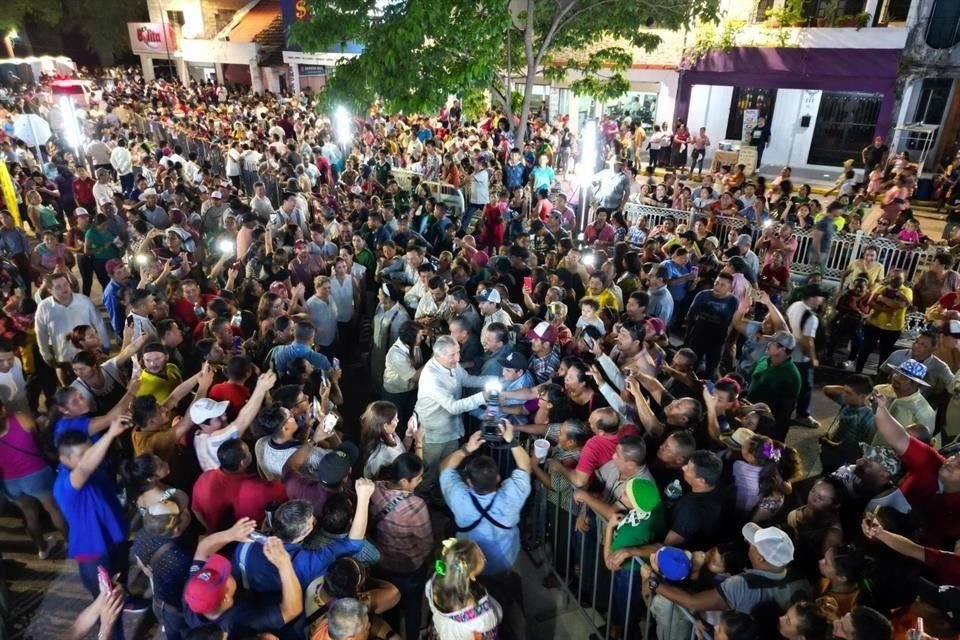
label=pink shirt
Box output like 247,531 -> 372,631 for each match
0,415 -> 47,480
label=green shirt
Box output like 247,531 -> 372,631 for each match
85,227 -> 119,260
611,501 -> 667,560
748,355 -> 802,405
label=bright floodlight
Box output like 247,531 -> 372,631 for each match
334,106 -> 351,145
60,96 -> 83,150
578,119 -> 598,181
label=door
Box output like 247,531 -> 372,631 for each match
807,91 -> 882,166
726,87 -> 777,141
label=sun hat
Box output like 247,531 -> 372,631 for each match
885,358 -> 930,387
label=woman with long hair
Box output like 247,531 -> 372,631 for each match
120,454 -> 190,529
359,401 -> 423,478
427,538 -> 502,640
381,321 -> 426,427
732,434 -> 801,524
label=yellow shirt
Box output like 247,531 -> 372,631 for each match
594,288 -> 621,312
867,284 -> 912,331
136,363 -> 183,404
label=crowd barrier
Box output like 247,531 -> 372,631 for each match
484,439 -> 709,640
623,203 -> 933,344
391,168 -> 465,216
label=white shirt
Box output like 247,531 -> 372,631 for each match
414,358 -> 488,444
110,146 -> 133,175
226,149 -> 241,176
35,293 -> 110,363
329,275 -> 355,322
306,295 -> 339,347
469,169 -> 490,205
195,425 -> 238,472
786,301 -> 818,364
0,357 -> 28,413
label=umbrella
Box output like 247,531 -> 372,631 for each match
13,113 -> 51,148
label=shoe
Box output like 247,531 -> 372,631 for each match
794,415 -> 820,429
38,537 -> 60,560
123,598 -> 151,614
843,360 -> 855,371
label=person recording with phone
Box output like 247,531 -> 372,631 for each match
55,415 -> 144,629
440,424 -> 532,632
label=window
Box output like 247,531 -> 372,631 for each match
807,92 -> 882,166
926,0 -> 960,48
914,79 -> 953,125
754,0 -> 775,22
726,87 -> 777,141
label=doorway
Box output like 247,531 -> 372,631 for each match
807,91 -> 882,166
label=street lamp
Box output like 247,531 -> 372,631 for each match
576,119 -> 597,234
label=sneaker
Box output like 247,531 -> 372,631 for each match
794,415 -> 820,429
37,537 -> 60,560
843,360 -> 855,371
123,599 -> 150,614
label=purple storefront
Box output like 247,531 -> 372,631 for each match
675,47 -> 903,168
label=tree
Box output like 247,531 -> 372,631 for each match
291,0 -> 720,138
0,0 -> 61,34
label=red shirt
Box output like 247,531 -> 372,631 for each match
191,469 -> 286,533
925,547 -> 960,585
208,381 -> 251,421
576,424 -> 642,478
72,176 -> 96,207
900,438 -> 960,544
938,291 -> 960,314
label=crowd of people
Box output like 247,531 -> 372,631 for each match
0,69 -> 959,640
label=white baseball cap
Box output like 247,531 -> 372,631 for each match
211,190 -> 223,199
742,523 -> 794,567
189,398 -> 230,424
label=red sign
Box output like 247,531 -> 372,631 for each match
127,23 -> 175,55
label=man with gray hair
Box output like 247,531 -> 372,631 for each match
415,334 -> 496,498
324,597 -> 384,640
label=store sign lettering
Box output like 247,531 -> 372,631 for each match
295,0 -> 309,19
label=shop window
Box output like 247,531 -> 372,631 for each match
807,91 -> 882,166
726,87 -> 777,141
925,0 -> 960,48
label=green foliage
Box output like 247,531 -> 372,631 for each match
0,0 -> 61,33
460,89 -> 490,121
766,0 -> 806,26
63,0 -> 147,66
687,18 -> 745,59
292,0 -> 720,128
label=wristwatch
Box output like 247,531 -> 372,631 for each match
647,575 -> 662,593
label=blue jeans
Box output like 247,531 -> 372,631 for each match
611,566 -> 645,639
154,599 -> 188,640
376,567 -> 426,640
461,204 -> 482,233
77,544 -> 129,640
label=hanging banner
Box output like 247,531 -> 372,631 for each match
0,162 -> 22,227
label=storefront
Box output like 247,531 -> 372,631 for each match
677,46 -> 903,170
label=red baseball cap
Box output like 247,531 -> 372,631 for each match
105,259 -> 125,277
526,321 -> 558,344
183,554 -> 232,615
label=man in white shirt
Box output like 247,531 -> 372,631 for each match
415,335 -> 493,498
110,138 -> 134,195
35,272 -> 110,381
0,341 -> 28,413
225,142 -> 242,190
92,169 -> 116,212
786,285 -> 827,428
190,372 -> 276,471
307,276 -> 339,357
463,157 -> 491,232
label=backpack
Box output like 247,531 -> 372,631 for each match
791,308 -> 828,359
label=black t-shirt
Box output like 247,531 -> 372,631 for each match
567,389 -> 609,422
670,488 -> 725,551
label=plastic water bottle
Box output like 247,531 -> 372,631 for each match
664,479 -> 683,503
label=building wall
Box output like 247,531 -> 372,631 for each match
765,89 -> 824,168
686,84 -> 734,157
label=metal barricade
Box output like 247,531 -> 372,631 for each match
392,168 -> 465,218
